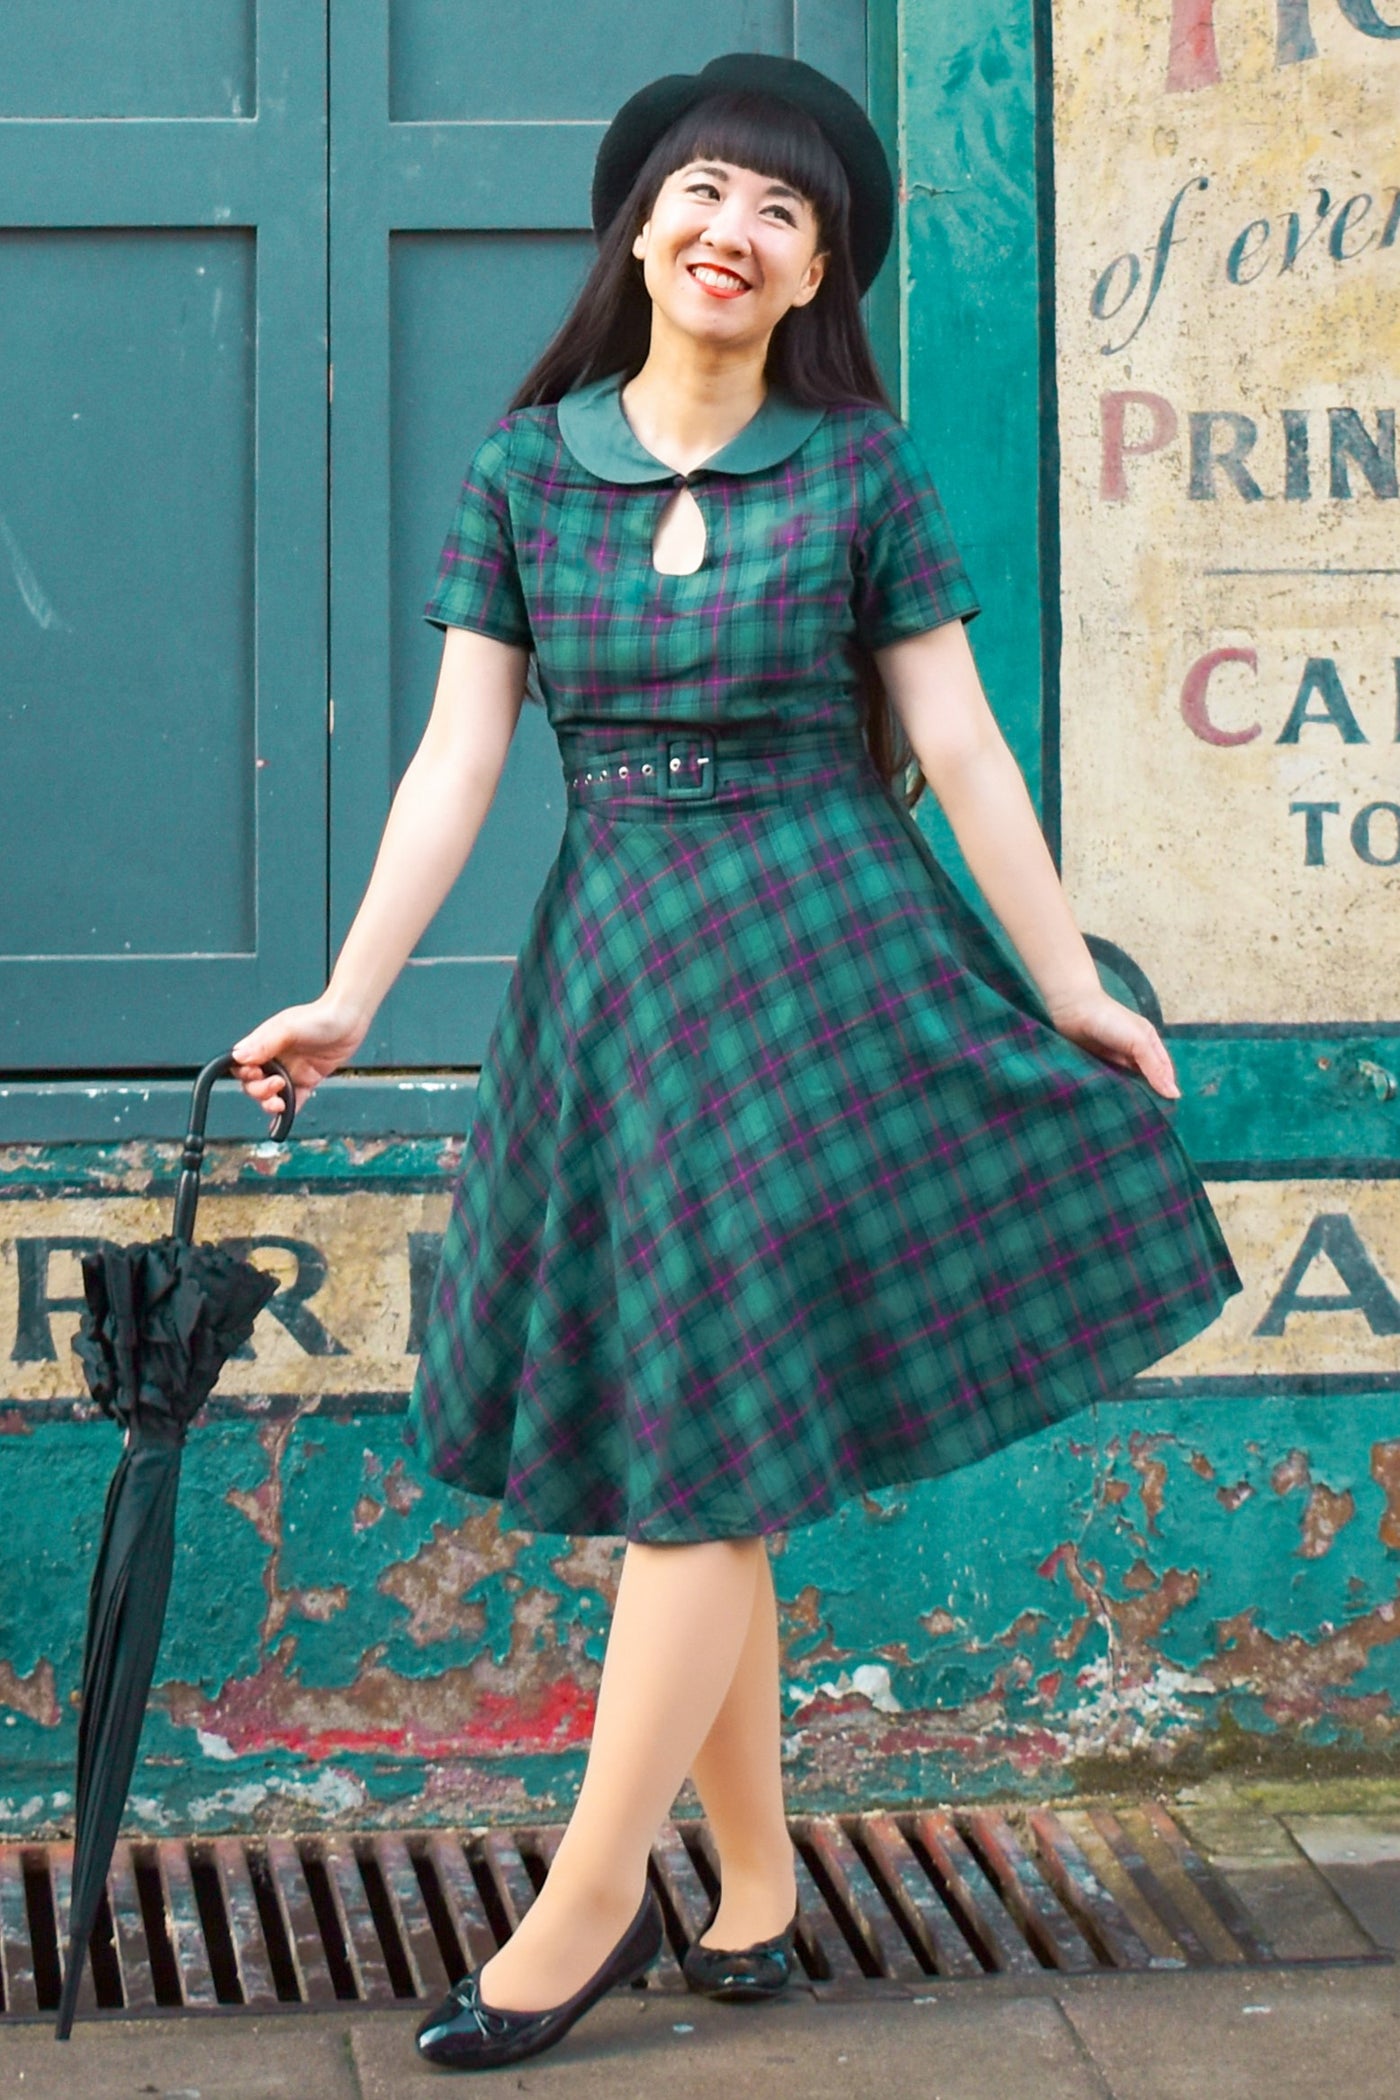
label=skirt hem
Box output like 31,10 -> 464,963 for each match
404,1252 -> 1243,1543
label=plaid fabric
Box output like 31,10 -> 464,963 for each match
420,374 -> 982,719
404,379 -> 1243,1540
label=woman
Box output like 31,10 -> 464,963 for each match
232,52 -> 1242,2072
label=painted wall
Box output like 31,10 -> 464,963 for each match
3,0 -> 1400,1835
5,1133 -> 1400,1836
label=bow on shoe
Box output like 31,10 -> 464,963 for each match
421,1969 -> 515,2045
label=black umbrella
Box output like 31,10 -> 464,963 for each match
54,1051 -> 296,2040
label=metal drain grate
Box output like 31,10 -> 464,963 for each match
0,1799 -> 1383,2021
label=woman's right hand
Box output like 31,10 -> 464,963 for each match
230,998 -> 369,1121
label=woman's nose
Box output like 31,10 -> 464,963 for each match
702,198 -> 752,250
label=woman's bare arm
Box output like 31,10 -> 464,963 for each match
323,626 -> 528,1026
875,619 -> 1180,1098
233,625 -> 528,1114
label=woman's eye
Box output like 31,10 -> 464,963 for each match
683,181 -> 798,225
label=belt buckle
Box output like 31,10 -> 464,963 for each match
664,729 -> 716,800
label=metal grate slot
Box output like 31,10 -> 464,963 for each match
325,1837 -> 400,2002
129,1844 -> 185,2006
796,1819 -> 901,1980
463,1832 -> 514,1952
1023,1808 -> 1163,1969
343,1842 -> 416,1999
418,1833 -> 494,1971
293,1845 -> 358,2001
0,1796 -> 1387,2022
81,1886 -> 123,2006
811,1816 -> 930,1982
904,1809 -> 1042,1973
403,1841 -> 466,1990
854,1810 -> 984,1977
957,1810 -> 1100,1971
207,1841 -> 278,2008
1083,1805 -> 1231,1964
264,1836 -> 338,2006
22,1850 -> 64,2011
186,1846 -> 244,2005
242,1843 -> 304,2002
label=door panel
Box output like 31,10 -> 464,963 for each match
0,1 -> 327,1070
2,230 -> 256,959
0,1 -> 877,1078
389,2 -> 795,120
332,0 -> 873,1066
0,0 -> 255,119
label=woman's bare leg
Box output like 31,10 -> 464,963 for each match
476,1535 -> 765,2013
687,1543 -> 798,1947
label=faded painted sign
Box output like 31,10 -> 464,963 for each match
0,1193 -> 450,1406
3,1178 -> 1398,1407
1145,1177 -> 1400,1381
1054,0 -> 1400,1023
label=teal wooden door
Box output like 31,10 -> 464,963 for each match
0,3 -> 880,1081
0,3 -> 329,1070
331,2 -> 875,1065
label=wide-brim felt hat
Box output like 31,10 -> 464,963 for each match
591,52 -> 895,295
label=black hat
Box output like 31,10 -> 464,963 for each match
591,52 -> 895,295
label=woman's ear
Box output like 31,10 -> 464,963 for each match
791,248 -> 828,308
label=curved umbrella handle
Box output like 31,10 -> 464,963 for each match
171,1050 -> 297,1243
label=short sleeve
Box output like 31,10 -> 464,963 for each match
423,418 -> 533,647
852,413 -> 980,649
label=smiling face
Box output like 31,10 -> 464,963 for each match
631,158 -> 827,353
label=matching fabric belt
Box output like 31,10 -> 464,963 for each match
556,721 -> 869,806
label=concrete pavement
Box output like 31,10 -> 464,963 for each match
5,1955 -> 1399,2099
7,1787 -> 1400,2099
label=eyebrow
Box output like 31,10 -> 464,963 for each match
683,162 -> 805,204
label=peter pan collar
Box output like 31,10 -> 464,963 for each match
556,370 -> 826,483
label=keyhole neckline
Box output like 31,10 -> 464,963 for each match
650,480 -> 707,579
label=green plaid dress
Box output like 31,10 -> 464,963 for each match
402,371 -> 1243,1541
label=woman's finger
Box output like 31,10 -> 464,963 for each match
1135,1025 -> 1180,1099
234,1066 -> 283,1098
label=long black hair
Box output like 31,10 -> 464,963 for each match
509,89 -> 928,810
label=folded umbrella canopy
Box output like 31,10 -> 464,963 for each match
54,1051 -> 296,2040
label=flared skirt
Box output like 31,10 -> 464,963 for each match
404,728 -> 1242,1539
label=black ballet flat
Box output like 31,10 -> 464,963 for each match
414,1887 -> 664,2071
681,1899 -> 800,2002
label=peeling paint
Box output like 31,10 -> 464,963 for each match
1127,1435 -> 1170,1530
4,1163 -> 1400,1837
1370,1440 -> 1400,1547
376,1512 -> 513,1648
1202,1588 -> 1400,1734
160,1645 -> 597,1763
0,1660 -> 59,1729
1300,1484 -> 1356,1558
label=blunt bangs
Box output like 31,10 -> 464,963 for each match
645,90 -> 852,256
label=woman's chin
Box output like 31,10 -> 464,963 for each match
661,306 -> 764,352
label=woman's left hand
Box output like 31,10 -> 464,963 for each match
1046,989 -> 1181,1101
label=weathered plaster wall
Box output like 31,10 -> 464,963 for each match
3,1133 -> 1400,1837
3,1 -> 1399,1834
1054,0 -> 1400,1024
